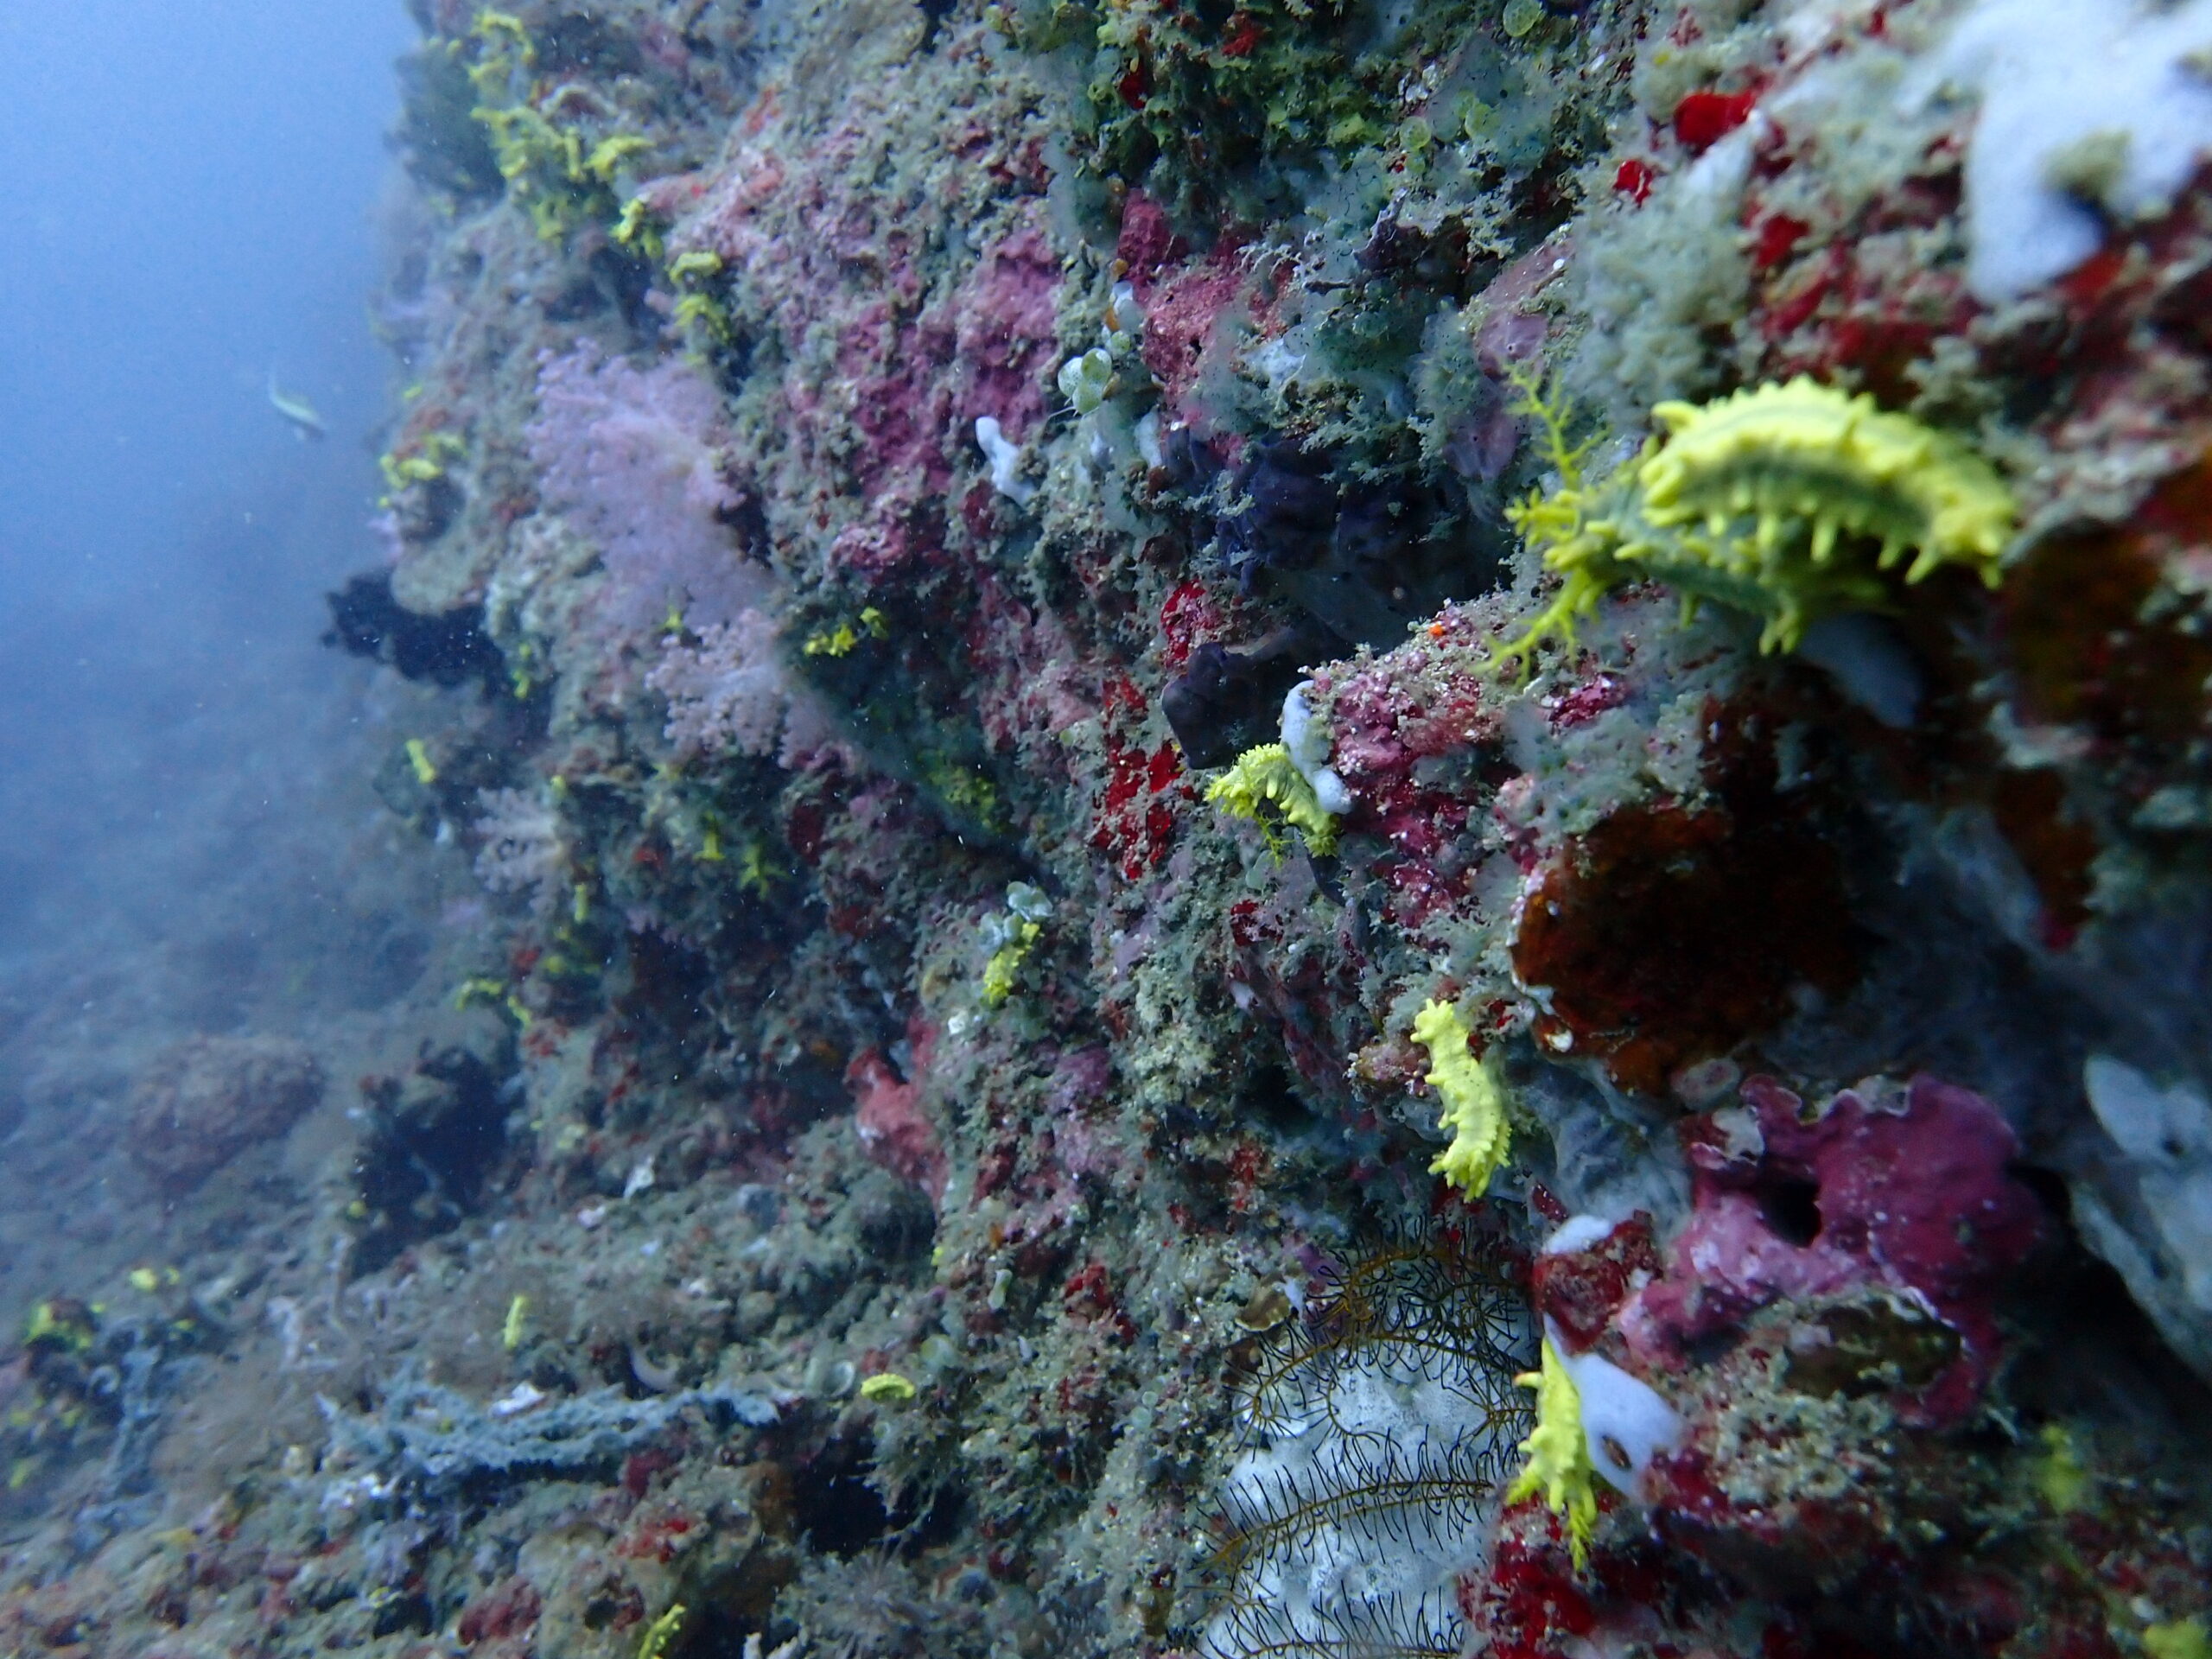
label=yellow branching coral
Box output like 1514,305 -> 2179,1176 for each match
613,195 -> 665,257
1410,1000 -> 1511,1198
1205,742 -> 1338,857
586,134 -> 652,182
464,12 -> 647,242
1494,374 -> 2015,669
1507,1337 -> 1599,1570
378,429 -> 467,497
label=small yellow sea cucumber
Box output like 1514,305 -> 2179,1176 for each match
1507,1337 -> 1599,1570
1205,742 -> 1339,857
635,1604 -> 686,1659
1496,376 -> 2015,665
1410,1000 -> 1512,1198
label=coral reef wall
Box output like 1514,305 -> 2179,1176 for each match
10,1 -> 2212,1656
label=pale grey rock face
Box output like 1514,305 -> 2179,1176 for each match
2079,1055 -> 2212,1381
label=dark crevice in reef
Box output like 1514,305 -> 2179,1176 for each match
349,1041 -> 514,1274
788,1431 -> 963,1558
324,570 -> 504,690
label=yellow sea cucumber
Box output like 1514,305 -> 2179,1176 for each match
1496,376 -> 2015,666
1205,742 -> 1339,857
1410,1000 -> 1511,1198
635,1604 -> 686,1659
1507,1337 -> 1599,1570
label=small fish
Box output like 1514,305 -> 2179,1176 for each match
267,372 -> 327,441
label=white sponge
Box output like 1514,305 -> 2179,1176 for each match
1281,681 -> 1354,816
1910,0 -> 2212,301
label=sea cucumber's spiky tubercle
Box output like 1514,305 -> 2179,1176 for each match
1410,1001 -> 1511,1198
1496,378 -> 2017,667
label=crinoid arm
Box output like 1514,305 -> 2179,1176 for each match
1211,1229 -> 1536,1659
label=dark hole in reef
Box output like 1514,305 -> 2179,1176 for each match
325,572 -> 504,690
2002,1172 -> 2212,1431
621,924 -> 715,1032
535,14 -> 642,75
791,1433 -> 963,1558
2009,1159 -> 2073,1224
1510,708 -> 1865,1093
1783,1294 -> 1960,1398
916,0 -> 959,49
395,46 -> 503,200
1757,1177 -> 1824,1248
667,1611 -> 767,1659
853,1173 -> 938,1262
543,274 -> 611,323
372,1590 -> 435,1638
597,244 -> 661,338
1238,1064 -> 1316,1132
658,1507 -> 800,1656
1162,624 -> 1330,770
351,1044 -> 512,1274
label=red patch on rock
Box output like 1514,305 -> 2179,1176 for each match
1114,192 -> 1185,280
457,1578 -> 542,1645
1139,243 -> 1250,423
1510,773 -> 1860,1094
848,1020 -> 945,1198
1532,1212 -> 1662,1351
1673,88 -> 1759,155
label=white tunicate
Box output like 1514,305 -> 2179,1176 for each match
1103,280 -> 1145,348
1133,410 -> 1164,471
975,416 -> 1034,503
1281,681 -> 1354,816
2085,1055 -> 2212,1166
487,1381 -> 546,1418
1248,335 -> 1307,397
1549,1321 -> 1683,1498
1906,0 -> 2212,302
1540,1213 -> 1619,1257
